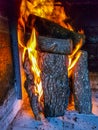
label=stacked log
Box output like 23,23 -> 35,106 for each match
26,14 -> 85,46
22,14 -> 92,118
23,42 -> 70,118
37,36 -> 73,55
38,52 -> 70,117
34,15 -> 85,45
72,51 -> 92,114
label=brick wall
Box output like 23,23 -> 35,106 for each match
0,16 -> 14,105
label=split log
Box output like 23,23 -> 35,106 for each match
37,36 -> 73,54
38,52 -> 70,117
23,51 -> 43,120
72,51 -> 92,114
23,50 -> 70,118
33,15 -> 85,45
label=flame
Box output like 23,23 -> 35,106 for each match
27,28 -> 43,101
18,0 -> 84,113
68,39 -> 83,77
19,27 -> 43,103
19,0 -> 54,21
50,2 -> 73,31
18,0 -> 83,91
19,0 -> 73,31
68,51 -> 82,78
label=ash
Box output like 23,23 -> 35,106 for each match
7,90 -> 98,130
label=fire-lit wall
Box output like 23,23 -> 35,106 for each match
64,0 -> 98,71
0,15 -> 14,105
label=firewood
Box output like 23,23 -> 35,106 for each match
38,52 -> 70,117
33,15 -> 85,45
23,50 -> 70,118
37,36 -> 73,54
23,51 -> 42,120
72,51 -> 92,114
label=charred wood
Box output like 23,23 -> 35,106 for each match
72,51 -> 92,114
37,36 -> 73,54
23,51 -> 42,120
38,52 -> 70,117
33,15 -> 85,45
23,50 -> 70,118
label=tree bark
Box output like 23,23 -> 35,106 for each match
38,52 -> 70,117
37,36 -> 73,54
23,51 -> 43,120
23,51 -> 70,118
72,51 -> 92,114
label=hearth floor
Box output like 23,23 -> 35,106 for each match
7,72 -> 98,130
7,89 -> 98,130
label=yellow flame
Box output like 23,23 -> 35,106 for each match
18,27 -> 43,102
68,39 -> 83,77
68,51 -> 82,78
19,0 -> 73,30
18,0 -> 84,107
27,28 -> 43,102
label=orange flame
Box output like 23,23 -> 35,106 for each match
19,27 -> 43,103
19,0 -> 73,30
26,28 -> 43,102
50,2 -> 73,30
18,0 -> 84,111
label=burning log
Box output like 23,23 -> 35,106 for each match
38,52 -> 70,117
33,15 -> 85,45
72,51 -> 92,114
23,50 -> 70,118
37,36 -> 73,54
23,51 -> 43,120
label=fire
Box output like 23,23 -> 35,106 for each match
68,39 -> 83,77
18,0 -> 84,114
19,27 -> 43,103
26,28 -> 43,102
18,0 -> 74,101
68,51 -> 82,78
19,0 -> 73,31
50,2 -> 73,31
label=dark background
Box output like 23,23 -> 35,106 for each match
0,0 -> 98,71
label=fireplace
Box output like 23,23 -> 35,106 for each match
15,0 -> 93,119
0,0 -> 98,123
